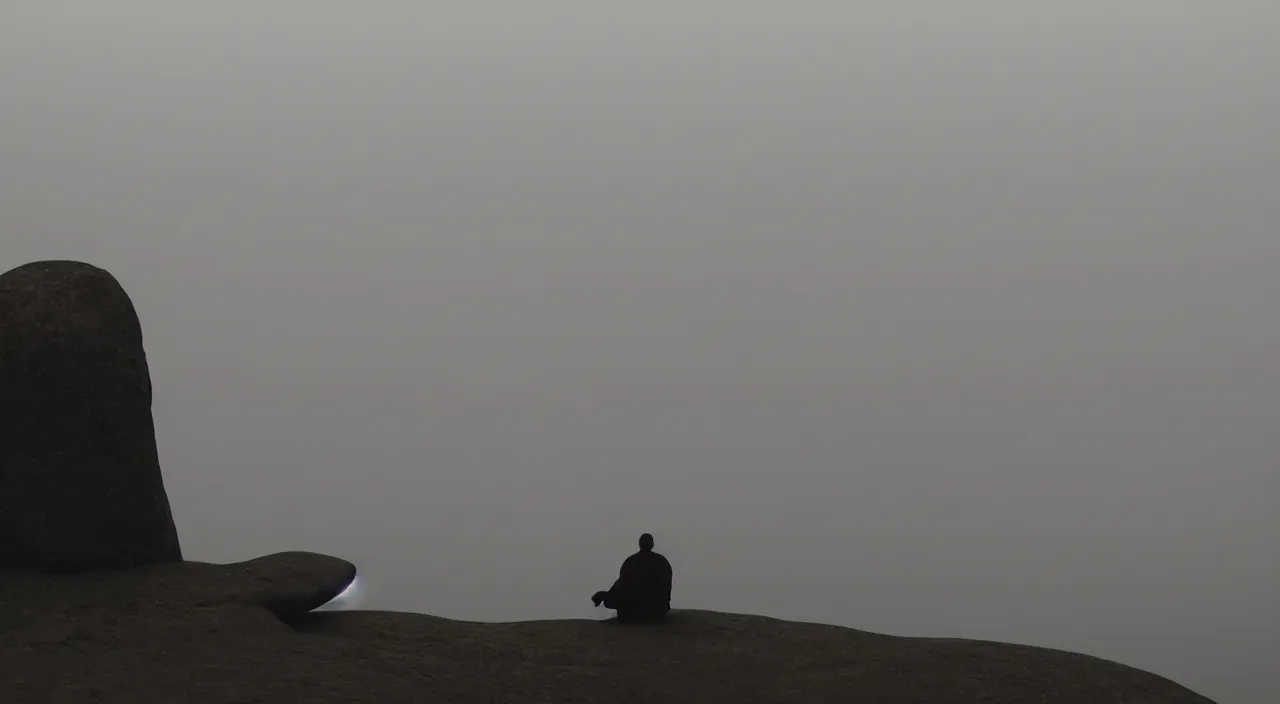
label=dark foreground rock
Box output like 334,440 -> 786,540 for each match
0,260 -> 182,571
0,558 -> 1215,704
0,260 -> 1217,703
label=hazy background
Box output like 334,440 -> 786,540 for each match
2,3 -> 1276,702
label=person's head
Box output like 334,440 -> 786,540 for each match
638,533 -> 655,551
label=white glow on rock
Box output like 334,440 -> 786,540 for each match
313,574 -> 363,611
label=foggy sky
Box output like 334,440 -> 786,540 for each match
2,4 -> 1277,703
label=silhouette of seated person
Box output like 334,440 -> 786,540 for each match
591,533 -> 672,622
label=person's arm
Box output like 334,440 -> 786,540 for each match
611,554 -> 636,592
662,557 -> 673,602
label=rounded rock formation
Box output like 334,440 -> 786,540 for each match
0,260 -> 182,571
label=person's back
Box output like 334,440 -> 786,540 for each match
591,533 -> 673,622
616,546 -> 672,607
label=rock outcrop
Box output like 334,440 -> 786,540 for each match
0,261 -> 182,572
0,260 -> 1217,703
0,572 -> 1218,704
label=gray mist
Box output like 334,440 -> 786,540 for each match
2,4 -> 1276,703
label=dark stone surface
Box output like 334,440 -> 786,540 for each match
0,260 -> 1220,703
0,260 -> 182,571
0,560 -> 1217,704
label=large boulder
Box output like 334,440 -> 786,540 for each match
0,260 -> 182,571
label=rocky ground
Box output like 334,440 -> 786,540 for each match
1,552 -> 1216,704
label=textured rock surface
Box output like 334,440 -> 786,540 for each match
0,558 -> 1215,704
0,260 -> 182,571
